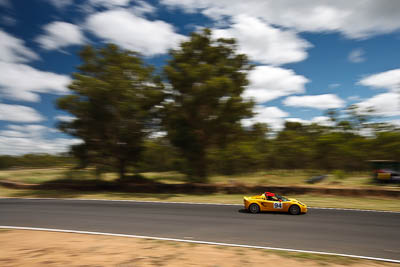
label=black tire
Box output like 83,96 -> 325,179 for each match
249,203 -> 260,214
289,205 -> 301,215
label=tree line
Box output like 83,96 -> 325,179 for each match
0,154 -> 74,169
137,121 -> 400,175
52,29 -> 400,181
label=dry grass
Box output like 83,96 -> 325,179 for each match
0,167 -> 399,211
208,170 -> 400,189
2,167 -> 397,189
0,168 -> 68,184
0,167 -> 110,184
1,186 -> 399,211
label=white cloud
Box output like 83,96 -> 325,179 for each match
358,68 -> 400,92
4,124 -> 47,137
245,65 -> 309,103
283,94 -> 345,109
213,15 -> 311,65
0,30 -> 72,102
285,116 -> 334,127
0,62 -> 71,102
242,105 -> 289,130
36,21 -> 85,50
86,9 -> 186,56
0,124 -> 82,155
54,115 -> 76,122
285,118 -> 309,124
386,119 -> 400,128
357,69 -> 400,116
130,0 -> 157,16
0,29 -> 39,63
161,0 -> 400,39
0,104 -> 45,122
348,48 -> 365,63
311,116 -> 334,126
0,130 -> 26,137
355,92 -> 400,117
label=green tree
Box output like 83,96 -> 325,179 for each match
163,29 -> 254,181
57,44 -> 163,179
137,137 -> 183,172
272,122 -> 313,169
370,131 -> 400,161
208,123 -> 270,175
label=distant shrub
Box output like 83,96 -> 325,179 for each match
0,154 -> 75,169
333,170 -> 346,180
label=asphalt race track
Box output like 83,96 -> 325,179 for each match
0,198 -> 399,261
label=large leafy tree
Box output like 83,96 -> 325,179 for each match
57,44 -> 163,179
163,29 -> 254,181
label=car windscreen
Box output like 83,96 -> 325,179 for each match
275,194 -> 288,201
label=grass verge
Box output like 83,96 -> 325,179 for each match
1,185 -> 399,212
1,168 -> 399,189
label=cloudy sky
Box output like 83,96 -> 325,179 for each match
0,0 -> 400,155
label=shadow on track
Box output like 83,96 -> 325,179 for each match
238,208 -> 307,216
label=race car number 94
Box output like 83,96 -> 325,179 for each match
273,202 -> 283,209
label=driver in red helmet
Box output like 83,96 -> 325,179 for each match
265,192 -> 277,201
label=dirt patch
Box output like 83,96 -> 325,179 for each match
0,230 -> 396,267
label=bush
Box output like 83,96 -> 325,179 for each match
333,170 -> 346,180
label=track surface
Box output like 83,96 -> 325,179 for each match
0,199 -> 399,261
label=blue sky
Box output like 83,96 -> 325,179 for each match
0,0 -> 400,155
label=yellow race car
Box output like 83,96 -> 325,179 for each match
244,192 -> 307,215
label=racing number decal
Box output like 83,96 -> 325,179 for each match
273,202 -> 283,209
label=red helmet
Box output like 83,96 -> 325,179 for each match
265,192 -> 275,197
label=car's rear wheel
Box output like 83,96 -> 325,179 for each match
289,204 -> 301,215
249,203 -> 260,214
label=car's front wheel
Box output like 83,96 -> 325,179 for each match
249,203 -> 260,214
289,204 -> 301,215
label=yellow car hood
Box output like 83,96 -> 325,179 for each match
289,198 -> 307,206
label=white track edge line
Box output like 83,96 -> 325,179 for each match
1,197 -> 399,213
0,226 -> 398,264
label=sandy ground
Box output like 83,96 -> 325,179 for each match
0,229 -> 397,267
